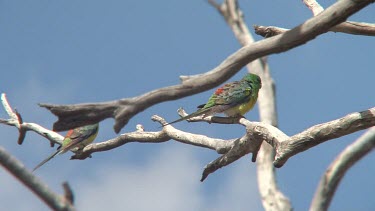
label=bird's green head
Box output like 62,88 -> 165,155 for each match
242,73 -> 262,89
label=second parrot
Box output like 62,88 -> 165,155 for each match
33,123 -> 99,172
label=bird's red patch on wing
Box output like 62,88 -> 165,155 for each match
66,130 -> 74,137
215,87 -> 224,95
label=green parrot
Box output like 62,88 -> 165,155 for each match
164,73 -> 262,126
32,123 -> 99,172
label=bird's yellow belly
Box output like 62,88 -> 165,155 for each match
224,97 -> 257,117
82,130 -> 98,146
74,130 -> 99,151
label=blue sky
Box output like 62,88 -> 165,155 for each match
0,1 -> 374,210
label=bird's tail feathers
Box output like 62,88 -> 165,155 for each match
32,150 -> 61,172
163,107 -> 212,126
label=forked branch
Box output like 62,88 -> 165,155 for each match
2,94 -> 374,182
255,0 -> 375,37
310,127 -> 375,211
40,0 -> 373,133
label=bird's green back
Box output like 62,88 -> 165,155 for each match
203,73 -> 261,109
61,123 -> 99,153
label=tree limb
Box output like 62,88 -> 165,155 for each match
0,146 -> 75,211
309,127 -> 375,211
159,107 -> 375,180
2,94 -> 375,183
0,93 -> 64,146
303,0 -> 324,15
274,108 -> 375,167
40,0 -> 374,133
255,0 -> 375,38
208,0 -> 291,210
74,107 -> 375,178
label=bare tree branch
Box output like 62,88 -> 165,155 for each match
14,109 -> 27,145
40,0 -> 373,133
1,1 -> 373,210
255,22 -> 375,38
2,94 -> 374,182
159,107 -> 374,180
208,0 -> 291,210
88,107 -> 375,179
200,134 -> 262,182
254,61 -> 292,211
303,0 -> 324,15
331,21 -> 375,36
255,0 -> 375,38
310,127 -> 375,211
274,108 -> 375,167
186,107 -> 375,180
0,147 -> 75,211
72,115 -> 233,160
1,93 -> 20,127
0,93 -> 64,146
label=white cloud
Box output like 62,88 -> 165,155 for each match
75,145 -> 262,211
76,145 -> 204,211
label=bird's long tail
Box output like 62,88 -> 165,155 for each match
163,107 -> 212,126
32,150 -> 60,172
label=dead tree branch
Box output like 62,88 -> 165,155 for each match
40,0 -> 373,133
71,107 -> 375,175
208,0 -> 291,210
2,94 -> 374,183
255,0 -> 375,37
310,127 -> 375,211
0,94 -> 64,146
153,107 -> 375,181
0,146 -> 75,211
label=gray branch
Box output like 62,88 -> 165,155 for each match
2,94 -> 375,185
39,0 -> 373,133
274,108 -> 375,167
0,94 -> 64,146
208,0 -> 291,210
0,146 -> 75,211
255,0 -> 375,38
150,107 -> 374,181
73,106 -> 375,177
310,127 -> 375,211
255,22 -> 375,38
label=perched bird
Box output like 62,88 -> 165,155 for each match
164,73 -> 262,126
33,123 -> 99,172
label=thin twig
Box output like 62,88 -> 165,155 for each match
62,182 -> 75,205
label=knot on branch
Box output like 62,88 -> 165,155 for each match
254,25 -> 286,38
